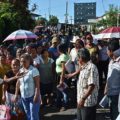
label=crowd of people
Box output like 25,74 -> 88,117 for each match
0,26 -> 120,120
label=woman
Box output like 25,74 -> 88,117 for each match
77,48 -> 99,120
6,51 -> 14,65
14,54 -> 40,120
0,54 -> 11,104
39,49 -> 54,106
16,48 -> 25,60
30,44 -> 40,69
2,59 -> 24,120
56,44 -> 69,111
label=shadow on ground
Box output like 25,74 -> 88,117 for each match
40,106 -> 110,120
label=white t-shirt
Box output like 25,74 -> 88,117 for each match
19,65 -> 40,98
70,48 -> 77,62
33,55 -> 40,66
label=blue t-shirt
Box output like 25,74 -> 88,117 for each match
48,47 -> 59,61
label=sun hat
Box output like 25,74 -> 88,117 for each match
70,36 -> 80,43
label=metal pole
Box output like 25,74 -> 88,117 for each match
65,0 -> 68,32
49,0 -> 51,20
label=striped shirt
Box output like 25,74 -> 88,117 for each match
77,61 -> 99,107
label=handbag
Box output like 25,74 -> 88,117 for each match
0,105 -> 11,120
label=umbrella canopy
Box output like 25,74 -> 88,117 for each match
95,27 -> 120,39
3,29 -> 38,42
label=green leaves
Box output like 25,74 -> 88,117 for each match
0,2 -> 35,40
48,15 -> 59,26
98,5 -> 120,28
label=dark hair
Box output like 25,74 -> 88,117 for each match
108,39 -> 120,52
76,39 -> 84,48
12,58 -> 20,65
77,48 -> 90,62
41,49 -> 48,54
20,54 -> 33,65
58,44 -> 67,54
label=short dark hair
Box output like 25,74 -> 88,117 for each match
108,39 -> 120,52
58,44 -> 67,54
41,49 -> 48,54
12,58 -> 20,65
77,48 -> 90,62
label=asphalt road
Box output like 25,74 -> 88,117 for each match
41,106 -> 111,120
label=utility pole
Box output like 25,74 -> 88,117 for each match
49,0 -> 51,20
70,16 -> 73,24
65,0 -> 69,32
65,0 -> 69,24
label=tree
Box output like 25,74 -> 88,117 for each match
48,15 -> 59,26
97,5 -> 120,28
36,17 -> 48,26
0,2 -> 35,40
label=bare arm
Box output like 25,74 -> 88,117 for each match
15,80 -> 20,99
2,75 -> 8,102
65,68 -> 80,79
78,84 -> 95,108
33,76 -> 40,103
4,76 -> 17,83
82,84 -> 95,100
60,62 -> 66,84
104,82 -> 108,95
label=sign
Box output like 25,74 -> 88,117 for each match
88,19 -> 97,23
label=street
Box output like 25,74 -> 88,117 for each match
41,106 -> 110,120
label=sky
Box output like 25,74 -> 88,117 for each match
29,0 -> 120,23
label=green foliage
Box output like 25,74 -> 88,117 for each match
36,17 -> 48,26
0,2 -> 35,40
97,5 -> 120,28
48,15 -> 59,26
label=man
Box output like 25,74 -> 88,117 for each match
48,37 -> 59,61
104,39 -> 120,120
85,35 -> 99,65
77,48 -> 99,120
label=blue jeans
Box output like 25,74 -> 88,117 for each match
56,89 -> 68,108
22,96 -> 40,120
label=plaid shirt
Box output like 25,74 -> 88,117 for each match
77,61 -> 99,107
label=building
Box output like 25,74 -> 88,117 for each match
31,13 -> 41,20
74,2 -> 96,25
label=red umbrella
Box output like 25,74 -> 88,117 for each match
94,27 -> 120,39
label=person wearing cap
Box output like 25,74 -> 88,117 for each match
48,37 -> 59,61
104,40 -> 120,120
